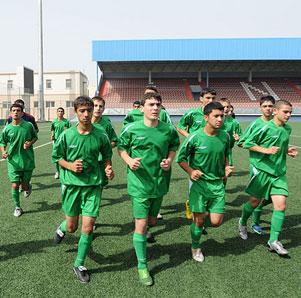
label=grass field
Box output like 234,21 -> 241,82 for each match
0,121 -> 301,297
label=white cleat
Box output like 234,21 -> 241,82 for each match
191,248 -> 204,262
238,218 -> 248,240
54,172 -> 60,179
268,240 -> 289,256
13,207 -> 23,217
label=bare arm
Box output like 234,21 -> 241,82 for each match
118,149 -> 141,171
176,127 -> 189,138
160,151 -> 176,171
248,145 -> 279,155
178,161 -> 203,181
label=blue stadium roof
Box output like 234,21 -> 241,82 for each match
92,38 -> 301,62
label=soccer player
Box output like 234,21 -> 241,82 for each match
0,103 -> 37,217
91,96 -> 118,188
51,107 -> 71,179
6,99 -> 39,132
219,98 -> 242,166
177,88 -> 216,220
238,100 -> 297,256
237,95 -> 275,235
118,92 -> 180,286
133,100 -> 141,109
52,96 -> 114,283
177,101 -> 232,262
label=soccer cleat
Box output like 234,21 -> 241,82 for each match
54,172 -> 60,179
238,218 -> 248,240
157,213 -> 163,220
54,227 -> 65,244
73,266 -> 90,283
185,200 -> 193,220
24,184 -> 32,198
251,224 -> 263,235
13,207 -> 23,217
268,240 -> 289,256
202,228 -> 208,235
138,268 -> 153,286
146,231 -> 155,243
191,248 -> 204,262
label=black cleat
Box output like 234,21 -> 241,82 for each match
53,228 -> 65,244
73,266 -> 90,283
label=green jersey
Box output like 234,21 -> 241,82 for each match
118,120 -> 180,198
221,116 -> 242,148
123,109 -> 172,127
176,129 -> 230,182
51,118 -> 71,141
243,119 -> 291,176
52,125 -> 112,186
177,107 -> 205,134
93,116 -> 118,143
0,120 -> 37,171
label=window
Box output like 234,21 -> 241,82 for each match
66,79 -> 72,89
2,101 -> 10,108
46,79 -> 52,89
7,80 -> 13,89
45,101 -> 55,108
34,101 -> 39,108
66,101 -> 73,108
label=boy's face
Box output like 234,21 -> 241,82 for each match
142,98 -> 161,121
10,107 -> 22,120
204,109 -> 224,129
133,104 -> 140,109
273,104 -> 292,123
57,109 -> 64,118
75,104 -> 93,124
200,93 -> 216,107
260,100 -> 274,118
220,101 -> 230,115
93,100 -> 105,117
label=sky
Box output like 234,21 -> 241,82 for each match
1,0 -> 301,87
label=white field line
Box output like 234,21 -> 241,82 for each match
291,135 -> 301,138
0,141 -> 52,162
289,144 -> 301,149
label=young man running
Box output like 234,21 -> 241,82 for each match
52,96 -> 114,283
51,107 -> 71,179
91,96 -> 118,188
237,95 -> 275,235
118,92 -> 179,286
0,103 -> 37,216
177,88 -> 217,220
177,101 -> 232,262
238,100 -> 297,256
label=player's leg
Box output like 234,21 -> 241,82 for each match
185,179 -> 193,220
8,169 -> 22,216
54,162 -> 60,179
21,170 -> 33,198
147,197 -> 163,243
132,197 -> 153,286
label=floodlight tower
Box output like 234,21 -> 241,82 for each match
38,0 -> 45,120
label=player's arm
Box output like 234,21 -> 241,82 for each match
160,151 -> 176,171
100,133 -> 114,179
287,146 -> 298,158
247,145 -> 279,155
176,127 -> 189,137
0,145 -> 8,159
0,128 -> 8,158
118,150 -> 141,171
178,161 -> 203,181
24,124 -> 38,149
177,112 -> 191,137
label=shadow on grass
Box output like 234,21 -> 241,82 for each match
231,170 -> 249,177
32,172 -> 54,178
226,194 -> 249,207
32,182 -> 61,191
93,221 -> 134,238
25,201 -> 62,214
107,183 -> 127,190
225,185 -> 246,195
101,194 -> 129,208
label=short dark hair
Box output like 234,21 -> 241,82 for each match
57,107 -> 65,113
203,101 -> 224,116
145,85 -> 159,93
14,99 -> 25,107
141,92 -> 162,106
73,96 -> 94,111
133,100 -> 141,106
92,96 -> 105,107
274,99 -> 292,109
10,103 -> 23,112
219,98 -> 230,104
200,88 -> 216,97
260,95 -> 275,106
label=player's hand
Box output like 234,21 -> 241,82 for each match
70,160 -> 83,173
233,133 -> 240,141
23,141 -> 32,150
160,158 -> 171,171
264,146 -> 280,155
287,147 -> 298,158
105,165 -> 114,180
2,151 -> 8,159
190,170 -> 203,181
128,157 -> 141,171
225,165 -> 234,177
50,136 -> 54,141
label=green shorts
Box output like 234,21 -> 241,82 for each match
189,179 -> 225,214
8,169 -> 33,184
131,196 -> 163,219
61,184 -> 101,217
246,166 -> 288,200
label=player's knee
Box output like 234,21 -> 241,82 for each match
211,220 -> 222,227
12,183 -> 19,189
194,217 -> 204,227
67,224 -> 78,233
249,198 -> 259,208
148,217 -> 157,227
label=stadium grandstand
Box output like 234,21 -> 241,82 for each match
92,38 -> 301,115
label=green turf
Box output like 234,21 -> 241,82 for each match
0,121 -> 301,297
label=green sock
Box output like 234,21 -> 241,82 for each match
74,233 -> 93,267
240,202 -> 255,225
269,210 -> 285,243
11,188 -> 20,208
59,220 -> 67,233
252,205 -> 263,225
203,215 -> 211,229
133,233 -> 147,269
190,222 -> 203,249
